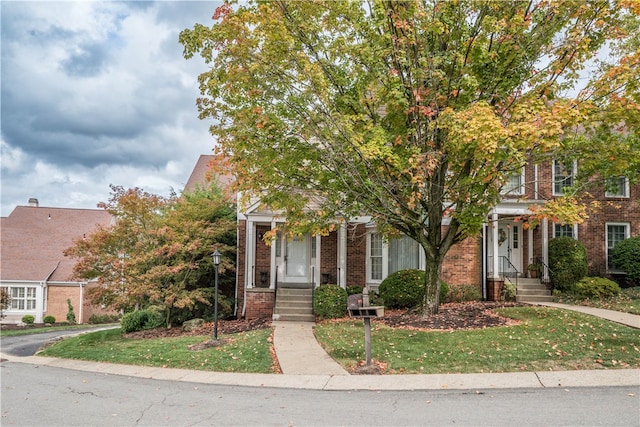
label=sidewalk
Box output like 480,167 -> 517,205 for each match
1,304 -> 639,391
527,302 -> 640,329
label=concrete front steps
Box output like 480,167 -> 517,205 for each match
516,278 -> 553,303
273,285 -> 315,322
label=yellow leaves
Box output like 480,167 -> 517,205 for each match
528,196 -> 589,228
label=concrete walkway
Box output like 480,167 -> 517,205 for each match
528,302 -> 640,329
272,321 -> 348,375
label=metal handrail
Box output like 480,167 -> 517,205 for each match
498,256 -> 519,290
535,257 -> 553,289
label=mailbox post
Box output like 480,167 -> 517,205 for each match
347,287 -> 384,367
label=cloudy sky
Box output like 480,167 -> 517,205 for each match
1,1 -> 223,216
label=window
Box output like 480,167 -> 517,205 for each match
607,223 -> 629,270
502,169 -> 525,195
553,160 -> 575,195
369,233 -> 383,281
388,236 -> 420,274
10,287 -> 37,310
606,176 -> 629,198
554,224 -> 575,238
275,231 -> 282,257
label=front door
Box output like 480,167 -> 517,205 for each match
284,234 -> 309,282
496,222 -> 522,276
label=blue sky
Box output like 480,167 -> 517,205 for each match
1,1 -> 222,216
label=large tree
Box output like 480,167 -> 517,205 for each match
65,184 -> 236,327
181,0 -> 639,315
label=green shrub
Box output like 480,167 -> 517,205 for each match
439,280 -> 449,302
120,309 -> 164,333
379,269 -> 424,309
66,299 -> 76,324
445,283 -> 482,302
611,236 -> 640,285
503,282 -> 516,301
21,315 -> 35,325
574,277 -> 621,299
346,285 -> 363,296
548,237 -> 588,292
313,284 -> 347,319
43,315 -> 56,324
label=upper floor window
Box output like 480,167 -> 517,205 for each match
553,160 -> 576,195
605,176 -> 629,198
502,168 -> 525,195
607,223 -> 630,270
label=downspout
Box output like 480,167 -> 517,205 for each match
79,282 -> 85,324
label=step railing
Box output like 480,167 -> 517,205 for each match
498,256 -> 519,291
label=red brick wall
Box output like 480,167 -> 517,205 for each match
533,160 -> 640,276
442,235 -> 482,286
46,286 -> 81,323
345,224 -> 367,286
46,283 -> 117,324
244,288 -> 274,319
255,225 -> 271,287
320,232 -> 338,284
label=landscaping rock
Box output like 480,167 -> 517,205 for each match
182,318 -> 204,331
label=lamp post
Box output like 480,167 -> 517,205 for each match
212,249 -> 221,342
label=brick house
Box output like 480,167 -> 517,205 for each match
228,156 -> 639,319
0,199 -> 116,324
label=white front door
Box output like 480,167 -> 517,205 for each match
496,222 -> 522,275
284,234 -> 309,282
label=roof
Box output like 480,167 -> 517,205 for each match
0,205 -> 113,283
184,154 -> 235,194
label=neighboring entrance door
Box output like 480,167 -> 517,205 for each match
496,222 -> 522,276
284,234 -> 309,282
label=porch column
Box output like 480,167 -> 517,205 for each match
338,223 -> 347,288
245,219 -> 256,289
315,234 -> 321,287
528,226 -> 534,266
542,218 -> 549,282
270,221 -> 277,289
491,211 -> 500,279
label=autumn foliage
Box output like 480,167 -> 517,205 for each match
64,184 -> 236,327
181,0 -> 639,315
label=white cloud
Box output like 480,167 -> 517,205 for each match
1,1 -> 220,216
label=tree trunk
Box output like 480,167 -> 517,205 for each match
421,256 -> 443,316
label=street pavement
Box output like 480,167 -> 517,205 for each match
0,303 -> 639,391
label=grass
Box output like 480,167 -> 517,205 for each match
38,327 -> 278,373
33,299 -> 640,375
554,286 -> 640,315
0,323 -> 117,337
314,306 -> 640,374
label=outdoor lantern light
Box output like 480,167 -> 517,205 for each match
212,249 -> 221,342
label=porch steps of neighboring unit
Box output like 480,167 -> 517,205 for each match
273,286 -> 315,322
516,278 -> 554,303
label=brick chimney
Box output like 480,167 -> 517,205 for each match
28,198 -> 39,207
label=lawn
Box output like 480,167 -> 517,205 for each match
34,304 -> 639,375
38,327 -> 278,373
314,306 -> 640,374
